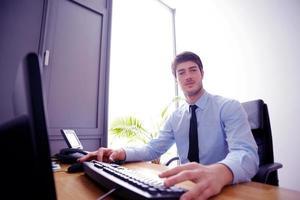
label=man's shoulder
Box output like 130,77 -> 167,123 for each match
176,102 -> 189,113
169,102 -> 188,118
207,92 -> 241,108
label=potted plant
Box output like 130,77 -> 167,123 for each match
109,96 -> 183,164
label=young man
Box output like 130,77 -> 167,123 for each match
79,51 -> 259,200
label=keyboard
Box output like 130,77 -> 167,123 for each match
83,160 -> 187,200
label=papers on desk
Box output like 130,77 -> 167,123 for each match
52,161 -> 61,172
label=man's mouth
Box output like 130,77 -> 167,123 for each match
185,81 -> 194,87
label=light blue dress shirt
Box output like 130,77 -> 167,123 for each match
125,91 -> 259,184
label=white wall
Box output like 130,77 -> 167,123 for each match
174,0 -> 300,191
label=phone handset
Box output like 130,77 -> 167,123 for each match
59,148 -> 87,155
56,148 -> 88,164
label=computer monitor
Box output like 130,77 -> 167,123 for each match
0,53 -> 56,199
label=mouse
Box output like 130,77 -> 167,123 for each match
67,163 -> 84,173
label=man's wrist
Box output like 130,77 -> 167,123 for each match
211,163 -> 234,186
115,148 -> 126,164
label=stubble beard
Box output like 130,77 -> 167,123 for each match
184,84 -> 203,99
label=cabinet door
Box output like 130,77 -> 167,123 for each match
0,0 -> 46,123
42,0 -> 112,154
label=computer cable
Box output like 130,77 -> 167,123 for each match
97,188 -> 119,200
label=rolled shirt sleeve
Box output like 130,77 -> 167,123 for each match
218,100 -> 259,184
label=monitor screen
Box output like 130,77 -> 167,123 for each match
0,53 -> 57,199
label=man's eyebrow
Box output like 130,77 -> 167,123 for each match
177,68 -> 185,72
189,65 -> 198,70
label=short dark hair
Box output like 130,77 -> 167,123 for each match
171,51 -> 203,77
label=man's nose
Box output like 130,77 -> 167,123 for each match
185,72 -> 192,80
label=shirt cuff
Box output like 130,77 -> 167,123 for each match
218,158 -> 251,184
124,147 -> 140,162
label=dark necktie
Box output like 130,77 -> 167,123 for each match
188,105 -> 199,162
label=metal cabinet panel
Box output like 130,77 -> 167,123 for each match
42,0 -> 112,154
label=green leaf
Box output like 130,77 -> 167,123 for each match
109,116 -> 151,143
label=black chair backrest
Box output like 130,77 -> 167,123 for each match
242,99 -> 282,186
242,99 -> 275,166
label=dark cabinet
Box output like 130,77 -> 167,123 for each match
41,0 -> 112,154
0,0 -> 46,123
0,0 -> 111,155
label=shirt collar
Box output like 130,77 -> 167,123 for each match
185,90 -> 209,112
193,90 -> 209,111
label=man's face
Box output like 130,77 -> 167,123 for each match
176,61 -> 203,98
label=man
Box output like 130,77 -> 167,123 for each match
79,51 -> 259,200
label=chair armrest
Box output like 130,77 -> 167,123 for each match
252,162 -> 283,183
165,156 -> 179,166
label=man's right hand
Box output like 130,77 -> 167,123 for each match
77,147 -> 126,163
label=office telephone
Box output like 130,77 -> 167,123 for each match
55,129 -> 87,163
60,129 -> 83,149
55,148 -> 87,164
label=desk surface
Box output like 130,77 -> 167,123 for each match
54,162 -> 300,200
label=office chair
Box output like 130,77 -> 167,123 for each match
242,99 -> 282,186
165,99 -> 283,186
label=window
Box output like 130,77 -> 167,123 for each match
108,0 -> 176,163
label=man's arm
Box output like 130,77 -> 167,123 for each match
125,115 -> 176,162
125,130 -> 175,162
219,100 -> 259,183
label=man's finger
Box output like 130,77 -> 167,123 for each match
109,152 -> 118,162
159,162 -> 199,178
78,151 -> 97,162
97,148 -> 106,162
180,179 -> 208,200
164,169 -> 203,187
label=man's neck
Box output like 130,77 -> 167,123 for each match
186,88 -> 205,104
